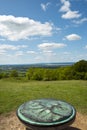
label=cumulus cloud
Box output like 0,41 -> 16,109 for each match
38,42 -> 66,51
65,34 -> 81,41
62,10 -> 81,19
0,15 -> 53,41
41,2 -> 50,11
0,44 -> 27,51
59,0 -> 81,19
73,17 -> 87,24
59,0 -> 70,12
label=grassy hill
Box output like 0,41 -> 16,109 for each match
0,79 -> 87,115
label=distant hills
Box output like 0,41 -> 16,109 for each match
0,62 -> 74,73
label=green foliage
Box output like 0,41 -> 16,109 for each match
25,60 -> 87,81
26,68 -> 43,80
84,73 -> 87,80
0,60 -> 87,80
0,73 -> 3,79
43,69 -> 57,81
73,60 -> 87,72
10,70 -> 18,77
73,72 -> 85,80
58,67 -> 71,80
0,72 -> 9,79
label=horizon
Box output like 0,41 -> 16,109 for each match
0,0 -> 87,64
0,61 -> 75,66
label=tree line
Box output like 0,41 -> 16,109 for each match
0,60 -> 87,80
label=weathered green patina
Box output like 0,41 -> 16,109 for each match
17,99 -> 76,126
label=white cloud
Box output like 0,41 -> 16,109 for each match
59,0 -> 81,19
42,50 -> 53,53
0,44 -> 18,50
0,15 -> 53,41
38,42 -> 66,50
65,34 -> 81,40
73,17 -> 87,24
0,44 -> 27,51
27,51 -> 36,54
41,2 -> 50,11
0,50 -> 6,55
40,50 -> 56,56
59,0 -> 70,12
85,45 -> 87,49
62,10 -> 81,19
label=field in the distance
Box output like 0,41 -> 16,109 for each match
0,79 -> 87,115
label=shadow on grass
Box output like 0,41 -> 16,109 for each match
65,126 -> 81,130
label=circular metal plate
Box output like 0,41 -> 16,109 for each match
17,99 -> 76,126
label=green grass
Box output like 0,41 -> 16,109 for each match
0,79 -> 87,115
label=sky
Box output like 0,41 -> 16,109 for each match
0,0 -> 87,64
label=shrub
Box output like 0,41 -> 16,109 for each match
73,60 -> 87,72
10,70 -> 18,77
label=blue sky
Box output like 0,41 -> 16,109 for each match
0,0 -> 87,64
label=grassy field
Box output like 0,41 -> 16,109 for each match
0,79 -> 87,115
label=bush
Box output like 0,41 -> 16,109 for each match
73,72 -> 85,80
0,73 -> 3,79
10,70 -> 18,77
73,60 -> 87,72
84,73 -> 87,80
2,72 -> 9,78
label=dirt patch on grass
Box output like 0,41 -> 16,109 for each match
0,112 -> 87,130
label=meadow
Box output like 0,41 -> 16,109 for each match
0,79 -> 87,115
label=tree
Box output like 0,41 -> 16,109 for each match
26,68 -> 35,80
0,73 -> 3,79
2,72 -> 9,78
31,68 -> 43,80
10,70 -> 18,77
73,60 -> 87,72
84,73 -> 87,80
